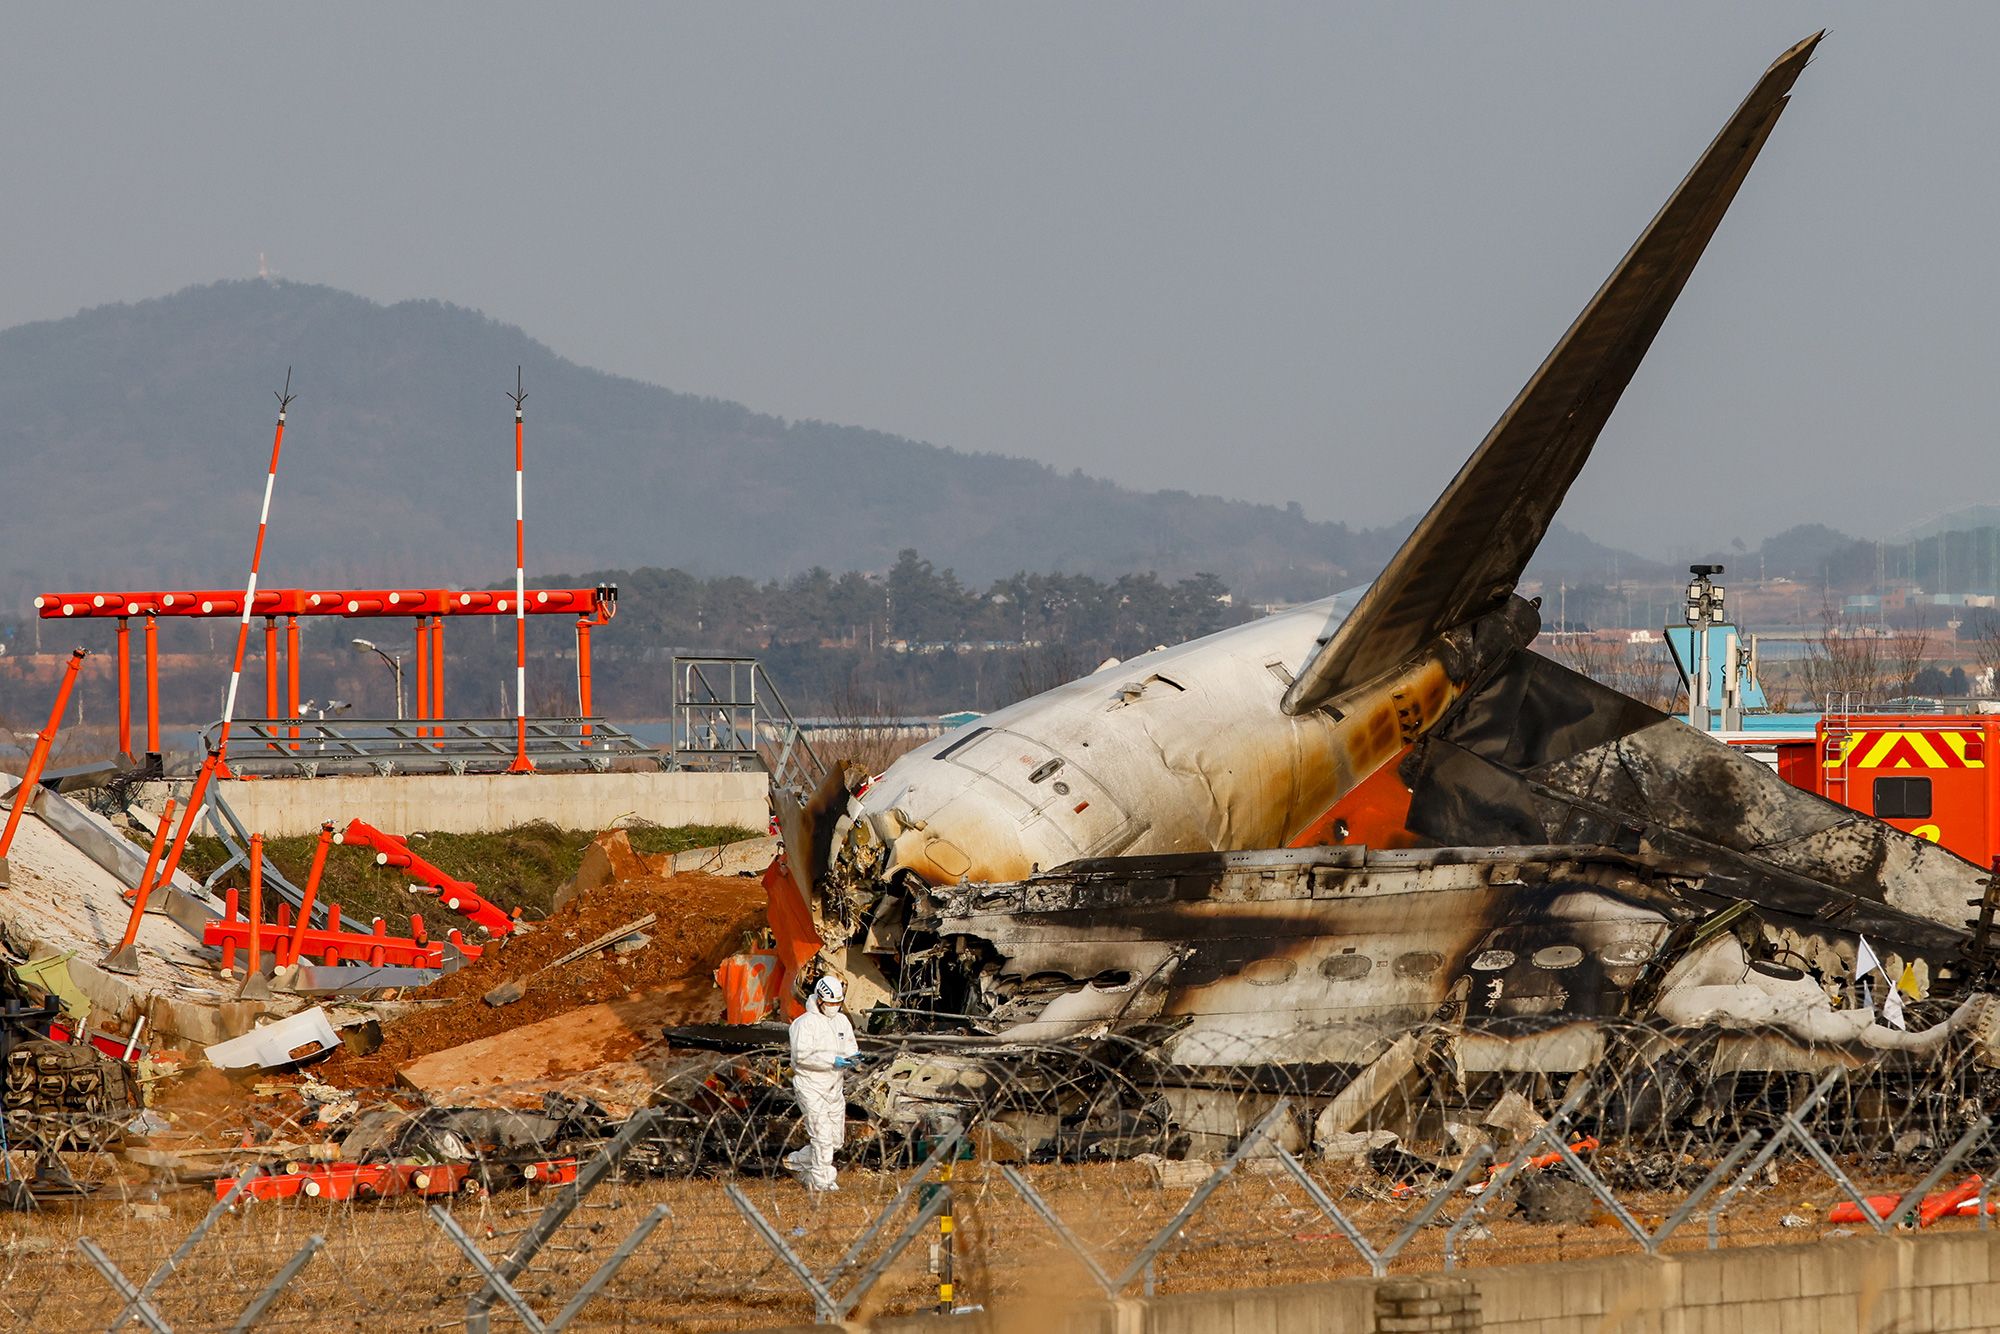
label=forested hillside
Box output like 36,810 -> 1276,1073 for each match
0,280 -> 1652,609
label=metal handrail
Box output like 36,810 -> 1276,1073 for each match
198,716 -> 652,776
670,656 -> 826,789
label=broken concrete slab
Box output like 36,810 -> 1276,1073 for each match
665,834 -> 780,877
0,809 -> 281,1047
396,979 -> 719,1105
1314,1034 -> 1420,1144
285,963 -> 448,996
1319,1129 -> 1400,1161
549,830 -> 641,913
25,786 -> 211,911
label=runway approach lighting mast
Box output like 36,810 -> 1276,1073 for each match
507,369 -> 533,773
1685,564 -> 1726,732
143,374 -> 296,905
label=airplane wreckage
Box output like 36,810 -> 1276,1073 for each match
673,34 -> 2000,1156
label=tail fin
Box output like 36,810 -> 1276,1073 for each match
1283,33 -> 1821,717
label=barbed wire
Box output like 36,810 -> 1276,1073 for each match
7,1017 -> 2000,1329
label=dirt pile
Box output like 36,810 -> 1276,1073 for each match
323,831 -> 771,1090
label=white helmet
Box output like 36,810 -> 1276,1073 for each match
813,975 -> 846,1006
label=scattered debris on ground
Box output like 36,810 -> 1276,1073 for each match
320,831 -> 768,1091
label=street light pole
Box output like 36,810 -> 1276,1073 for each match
351,639 -> 405,720
1683,565 -> 1727,732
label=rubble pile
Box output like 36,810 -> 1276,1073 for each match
0,800 -> 780,1208
327,830 -> 770,1089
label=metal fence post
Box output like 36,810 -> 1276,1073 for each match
726,1184 -> 841,1321
1276,1142 -> 1492,1277
103,1166 -> 263,1332
1001,1098 -> 1293,1296
1444,1080 -> 1594,1269
1649,1130 -> 1761,1254
997,1166 -> 1119,1297
78,1238 -> 173,1334
1705,1070 -> 1843,1247
830,1192 -> 951,1322
434,1205 -> 549,1334
545,1204 -> 671,1333
466,1107 -> 662,1334
1883,1116 -> 1991,1229
228,1235 -> 324,1333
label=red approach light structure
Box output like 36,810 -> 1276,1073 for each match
32,582 -> 617,761
204,886 -> 482,971
333,818 -> 515,938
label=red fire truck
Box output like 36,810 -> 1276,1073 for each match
1774,715 -> 1999,864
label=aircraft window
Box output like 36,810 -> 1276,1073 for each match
1393,951 -> 1443,979
1321,954 -> 1373,982
934,727 -> 991,761
1532,945 -> 1584,970
1470,949 -> 1515,972
1242,958 -> 1297,986
1874,777 -> 1933,819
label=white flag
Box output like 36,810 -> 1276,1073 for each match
1855,936 -> 1883,980
1882,984 -> 1907,1031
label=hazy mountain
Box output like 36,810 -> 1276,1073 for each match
0,280 -> 1651,605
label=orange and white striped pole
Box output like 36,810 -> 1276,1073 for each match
507,368 -> 534,773
144,374 -> 296,900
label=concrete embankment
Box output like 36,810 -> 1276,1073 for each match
137,769 -> 769,837
778,1228 -> 2000,1333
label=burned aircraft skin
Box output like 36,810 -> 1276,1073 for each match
886,845 -> 1995,1072
807,594 -> 1534,927
786,34 -> 1830,962
1399,650 -> 1998,949
755,36 -> 2000,1101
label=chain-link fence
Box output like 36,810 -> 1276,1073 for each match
12,1022 -> 2000,1330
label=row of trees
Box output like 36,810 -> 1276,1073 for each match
564,550 -> 1246,663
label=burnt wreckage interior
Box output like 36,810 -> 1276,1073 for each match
719,650 -> 2000,1166
720,34 -> 2000,1159
870,650 -> 2000,1064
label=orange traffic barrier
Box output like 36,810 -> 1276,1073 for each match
716,953 -> 782,1024
1828,1176 -> 1985,1227
1923,1176 -> 1984,1226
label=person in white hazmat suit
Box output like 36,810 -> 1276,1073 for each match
786,975 -> 859,1191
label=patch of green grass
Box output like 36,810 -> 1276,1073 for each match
173,821 -> 759,936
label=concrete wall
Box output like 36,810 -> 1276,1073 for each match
137,770 -> 768,837
781,1228 -> 2000,1333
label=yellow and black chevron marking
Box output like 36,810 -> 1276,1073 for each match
1823,730 -> 1986,770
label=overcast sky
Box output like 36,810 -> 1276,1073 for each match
4,5 -> 1995,560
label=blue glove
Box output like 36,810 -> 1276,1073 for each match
833,1055 -> 856,1070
